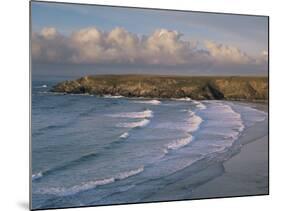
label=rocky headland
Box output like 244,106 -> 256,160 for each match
51,75 -> 268,101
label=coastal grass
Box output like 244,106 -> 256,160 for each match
52,75 -> 268,101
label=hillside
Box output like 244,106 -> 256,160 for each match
51,75 -> 268,101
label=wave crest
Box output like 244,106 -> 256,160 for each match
119,132 -> 129,139
116,166 -> 144,180
32,172 -> 43,181
109,109 -> 153,119
103,95 -> 124,99
133,99 -> 161,105
186,111 -> 203,133
35,167 -> 144,196
118,119 -> 150,128
193,101 -> 207,110
173,97 -> 191,101
166,136 -> 193,150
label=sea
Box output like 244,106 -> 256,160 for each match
31,75 -> 268,209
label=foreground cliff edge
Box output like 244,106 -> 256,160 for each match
51,75 -> 268,101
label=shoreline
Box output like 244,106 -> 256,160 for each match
189,104 -> 269,198
142,102 -> 268,202
46,90 -> 269,104
31,96 -> 269,207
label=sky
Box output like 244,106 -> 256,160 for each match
31,1 -> 268,76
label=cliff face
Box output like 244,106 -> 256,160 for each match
51,75 -> 268,101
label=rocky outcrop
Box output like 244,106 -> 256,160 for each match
51,75 -> 268,101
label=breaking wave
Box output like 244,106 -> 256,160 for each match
173,97 -> 191,101
200,102 -> 245,143
119,132 -> 129,139
32,172 -> 43,181
186,111 -> 204,133
133,100 -> 161,105
35,166 -> 144,196
166,135 -> 193,150
109,109 -> 153,119
118,119 -> 150,128
32,152 -> 98,181
161,110 -> 203,155
193,101 -> 207,110
103,95 -> 124,99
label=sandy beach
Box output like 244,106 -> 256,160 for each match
143,102 -> 269,202
190,103 -> 269,199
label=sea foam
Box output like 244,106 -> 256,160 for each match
186,111 -> 203,133
103,95 -> 124,99
116,166 -> 144,180
191,100 -> 207,110
166,136 -> 193,150
32,172 -> 43,181
118,119 -> 150,128
201,102 -> 245,143
36,167 -> 144,196
133,100 -> 161,105
109,109 -> 153,119
119,132 -> 129,139
173,97 -> 191,101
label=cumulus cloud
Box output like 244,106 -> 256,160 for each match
32,26 -> 267,70
40,27 -> 58,40
66,27 -> 141,64
32,27 -> 74,63
204,40 -> 254,64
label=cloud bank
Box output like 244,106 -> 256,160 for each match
32,27 -> 268,72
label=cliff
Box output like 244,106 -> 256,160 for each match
51,75 -> 268,101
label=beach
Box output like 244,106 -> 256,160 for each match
30,3 -> 269,210
141,103 -> 268,202
190,104 -> 269,199
32,79 -> 269,209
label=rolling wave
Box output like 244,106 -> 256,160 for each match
161,110 -> 203,155
119,132 -> 129,139
193,101 -> 207,110
109,109 -> 153,119
103,95 -> 124,99
111,109 -> 153,129
133,100 -> 161,105
35,166 -> 144,196
186,111 -> 203,133
32,152 -> 98,181
32,172 -> 43,181
118,119 -> 150,128
173,97 -> 192,101
199,102 -> 245,145
166,135 -> 193,150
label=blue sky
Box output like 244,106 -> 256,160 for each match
31,1 -> 268,56
31,1 -> 268,76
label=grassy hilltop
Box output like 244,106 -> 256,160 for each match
51,75 -> 268,101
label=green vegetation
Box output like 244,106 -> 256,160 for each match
51,75 -> 268,101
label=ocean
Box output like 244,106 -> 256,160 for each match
31,76 -> 268,209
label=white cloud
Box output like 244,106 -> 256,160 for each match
204,40 -> 253,65
40,27 -> 58,40
31,26 -> 267,70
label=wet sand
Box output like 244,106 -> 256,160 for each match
146,102 -> 268,201
190,103 -> 269,199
